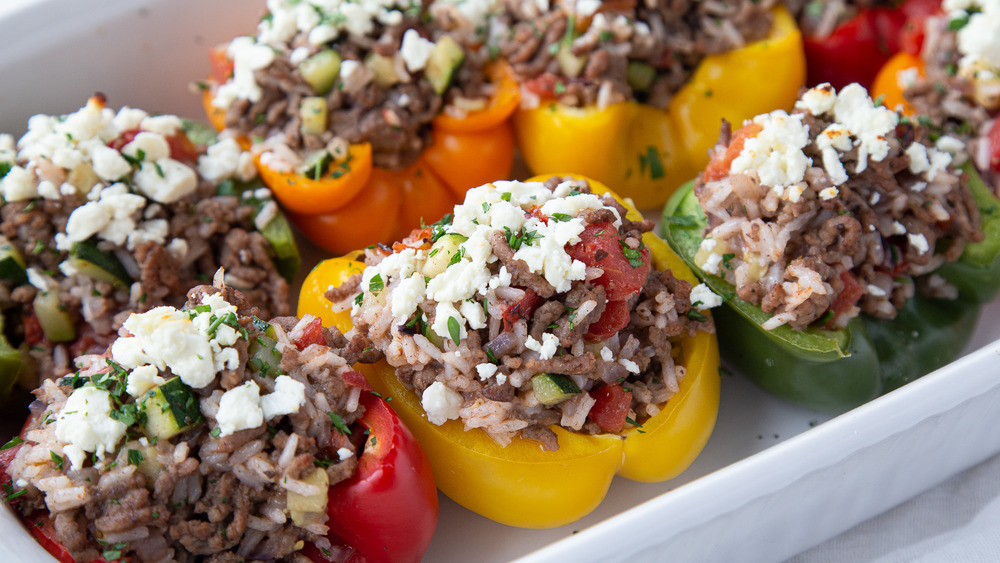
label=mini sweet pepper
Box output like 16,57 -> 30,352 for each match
661,165 -> 1000,412
203,61 -> 519,255
298,176 -> 721,528
512,6 -> 805,210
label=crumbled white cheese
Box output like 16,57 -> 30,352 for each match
830,83 -> 899,172
421,381 -> 463,425
795,83 -> 837,116
702,252 -> 723,275
525,333 -> 559,360
391,274 -> 427,324
867,284 -> 888,297
337,447 -> 354,461
400,29 -> 436,73
261,375 -> 307,420
730,110 -> 812,187
905,142 -> 952,182
475,362 -> 498,380
619,358 -> 640,374
819,187 -> 840,201
126,364 -> 166,397
91,145 -> 133,181
132,158 -> 197,203
122,132 -> 170,162
892,221 -> 908,235
690,283 -> 723,310
216,381 -> 265,437
55,386 -> 128,469
600,347 -> 614,362
214,36 -> 276,107
112,295 -> 243,390
908,232 -> 930,254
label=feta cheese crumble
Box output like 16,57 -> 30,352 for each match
421,381 -> 463,425
55,386 -> 128,469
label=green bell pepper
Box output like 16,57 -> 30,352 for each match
661,163 -> 1000,412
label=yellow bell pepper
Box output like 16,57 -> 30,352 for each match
512,6 -> 806,209
298,175 -> 720,528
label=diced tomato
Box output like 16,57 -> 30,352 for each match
209,44 -> 234,84
295,317 -> 327,350
988,117 -> 1000,173
342,370 -> 373,391
704,122 -> 763,182
898,0 -> 941,55
522,73 -> 565,99
502,288 -> 543,331
23,313 -> 44,347
107,128 -> 200,165
828,271 -> 865,323
584,300 -> 631,342
568,222 -> 650,301
587,384 -> 633,433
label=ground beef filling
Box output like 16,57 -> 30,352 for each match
696,114 -> 983,330
496,0 -> 776,109
341,177 -> 713,450
0,177 -> 291,386
4,284 -> 366,562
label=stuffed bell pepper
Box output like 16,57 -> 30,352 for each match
299,175 -> 720,528
788,0 -> 940,89
662,82 -> 1000,412
0,280 -> 438,562
872,0 -> 1000,200
0,96 -> 299,405
505,0 -> 805,209
201,0 -> 519,254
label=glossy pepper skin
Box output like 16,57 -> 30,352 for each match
511,6 -> 805,210
0,393 -> 438,563
801,0 -> 940,89
298,175 -> 720,528
202,60 -> 518,255
661,170 -> 1000,413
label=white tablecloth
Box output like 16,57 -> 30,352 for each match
790,452 -> 1000,562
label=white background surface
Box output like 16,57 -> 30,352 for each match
1,1 -> 1000,561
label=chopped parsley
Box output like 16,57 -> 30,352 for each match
619,240 -> 646,268
210,428 -> 222,438
50,451 -> 64,470
328,412 -> 351,435
447,316 -> 462,345
1,436 -> 23,451
368,273 -> 384,294
127,449 -> 144,466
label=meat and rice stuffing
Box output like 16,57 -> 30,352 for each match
493,0 -> 777,110
206,0 -> 499,171
692,82 -> 983,331
3,278 -> 372,561
0,96 -> 298,391
896,1 -> 1000,193
328,176 -> 714,450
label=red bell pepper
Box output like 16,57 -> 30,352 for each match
0,394 -> 437,563
802,0 -> 940,89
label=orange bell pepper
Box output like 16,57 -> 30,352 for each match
298,175 -> 721,528
871,51 -> 926,117
202,62 -> 519,254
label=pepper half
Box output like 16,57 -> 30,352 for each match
661,167 -> 1000,412
511,6 -> 805,210
298,176 -> 720,528
202,63 -> 519,255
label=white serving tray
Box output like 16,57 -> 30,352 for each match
1,1 -> 999,560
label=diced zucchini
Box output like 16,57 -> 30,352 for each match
626,61 -> 657,93
299,97 -> 329,137
141,377 -> 202,440
0,237 -> 27,286
532,373 -> 581,406
131,444 -> 163,485
422,233 -> 468,277
365,53 -> 401,88
180,118 -> 219,147
556,44 -> 587,79
288,467 -> 329,526
248,331 -> 283,378
299,49 -> 342,95
251,316 -> 278,339
68,241 -> 134,288
259,213 -> 302,285
33,290 -> 75,343
425,36 -> 465,94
